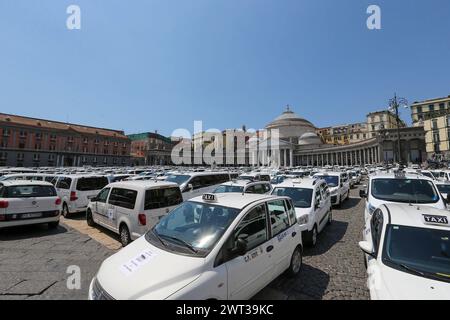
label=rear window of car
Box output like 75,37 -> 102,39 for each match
144,187 -> 183,210
108,188 -> 137,209
2,185 -> 57,198
76,177 -> 109,191
56,177 -> 72,189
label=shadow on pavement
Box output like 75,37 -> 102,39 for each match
0,223 -> 69,241
254,263 -> 330,300
337,197 -> 361,210
304,219 -> 348,256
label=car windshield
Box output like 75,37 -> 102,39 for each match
272,187 -> 313,208
421,172 -> 435,180
437,184 -> 450,194
316,176 -> 339,187
213,185 -> 244,193
371,179 -> 440,204
147,201 -> 240,256
165,174 -> 190,185
238,175 -> 254,181
382,224 -> 450,283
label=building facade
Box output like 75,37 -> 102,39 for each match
317,123 -> 368,145
367,110 -> 406,138
410,95 -> 450,126
0,113 -> 131,167
423,114 -> 450,159
128,132 -> 175,166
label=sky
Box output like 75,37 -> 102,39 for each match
0,0 -> 450,137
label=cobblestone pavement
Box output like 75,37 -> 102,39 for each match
0,184 -> 369,300
254,186 -> 369,300
0,222 -> 113,300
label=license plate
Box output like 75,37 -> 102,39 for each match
22,212 -> 43,219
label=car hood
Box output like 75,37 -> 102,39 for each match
96,237 -> 204,300
375,264 -> 450,300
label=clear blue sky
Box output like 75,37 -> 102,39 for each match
1,0 -> 450,136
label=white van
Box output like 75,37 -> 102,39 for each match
87,180 -> 183,246
0,180 -> 61,229
55,175 -> 110,217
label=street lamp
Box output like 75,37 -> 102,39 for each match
388,94 -> 408,165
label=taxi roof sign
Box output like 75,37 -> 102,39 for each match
202,193 -> 218,202
422,214 -> 449,226
394,170 -> 406,179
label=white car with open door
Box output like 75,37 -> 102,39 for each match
0,180 -> 61,229
359,203 -> 450,300
89,193 -> 303,300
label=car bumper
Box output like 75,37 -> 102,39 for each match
0,215 -> 60,228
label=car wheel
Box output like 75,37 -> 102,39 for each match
86,209 -> 95,227
62,203 -> 70,218
305,225 -> 318,247
327,211 -> 332,225
286,246 -> 302,277
48,221 -> 59,229
120,224 -> 131,247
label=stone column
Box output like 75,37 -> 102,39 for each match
290,149 -> 293,167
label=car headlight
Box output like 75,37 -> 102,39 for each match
368,203 -> 377,215
297,214 -> 309,225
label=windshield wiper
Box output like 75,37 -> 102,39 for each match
159,234 -> 198,253
152,229 -> 167,248
399,263 -> 425,277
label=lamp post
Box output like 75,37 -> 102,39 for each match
388,94 -> 408,165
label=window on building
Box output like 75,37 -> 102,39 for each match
433,130 -> 440,143
429,104 -> 435,112
35,132 -> 42,139
432,119 -> 439,130
19,131 -> 27,138
416,106 -> 422,114
2,128 -> 10,137
35,144 -> 41,150
33,154 -> 40,161
439,103 -> 445,111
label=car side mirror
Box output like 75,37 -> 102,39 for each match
446,193 -> 450,204
235,234 -> 248,256
91,197 -> 98,202
359,189 -> 367,198
358,241 -> 376,258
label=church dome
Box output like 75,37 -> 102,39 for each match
265,106 -> 316,141
298,132 -> 323,146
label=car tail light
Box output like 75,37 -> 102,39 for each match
55,198 -> 62,205
138,213 -> 146,226
0,200 -> 8,209
70,192 -> 78,201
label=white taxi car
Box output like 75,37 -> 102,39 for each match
212,180 -> 272,195
89,193 -> 303,300
314,172 -> 350,206
359,203 -> 450,299
87,180 -> 183,246
360,171 -> 447,221
0,180 -> 61,229
271,178 -> 332,247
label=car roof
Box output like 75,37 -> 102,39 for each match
0,180 -> 54,187
106,180 -> 179,190
369,172 -> 435,182
274,177 -> 323,189
314,171 -> 343,176
220,179 -> 269,187
189,193 -> 281,209
382,203 -> 450,231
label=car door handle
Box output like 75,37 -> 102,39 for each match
291,232 -> 297,237
266,245 -> 274,253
